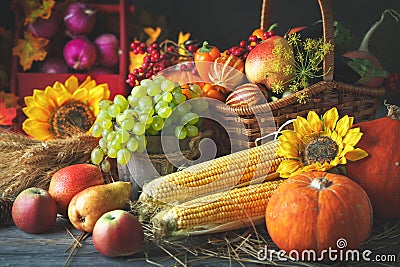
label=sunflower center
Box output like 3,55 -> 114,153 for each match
301,136 -> 338,165
50,100 -> 95,137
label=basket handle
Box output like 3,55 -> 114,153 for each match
260,0 -> 335,81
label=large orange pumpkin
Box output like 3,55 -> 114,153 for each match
266,172 -> 372,255
346,103 -> 400,218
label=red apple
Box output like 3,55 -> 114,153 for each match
92,210 -> 144,257
11,187 -> 57,234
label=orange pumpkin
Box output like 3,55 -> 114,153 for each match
346,103 -> 400,218
266,172 -> 372,255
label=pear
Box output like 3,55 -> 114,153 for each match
68,181 -> 132,233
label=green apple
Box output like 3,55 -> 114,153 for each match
92,209 -> 144,257
11,187 -> 57,234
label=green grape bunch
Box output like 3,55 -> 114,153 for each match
90,75 -> 207,170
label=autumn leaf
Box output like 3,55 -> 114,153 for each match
0,98 -> 17,126
144,27 -> 161,46
12,31 -> 49,71
0,91 -> 19,108
12,0 -> 55,25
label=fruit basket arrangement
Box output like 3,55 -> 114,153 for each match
0,0 -> 399,266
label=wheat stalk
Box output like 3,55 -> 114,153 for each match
0,131 -> 99,197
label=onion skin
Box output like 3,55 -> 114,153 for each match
28,13 -> 59,39
64,2 -> 96,35
94,33 -> 120,68
63,37 -> 97,70
39,57 -> 68,73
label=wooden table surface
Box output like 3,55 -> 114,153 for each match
1,218 -> 399,267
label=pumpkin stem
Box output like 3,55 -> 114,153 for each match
310,177 -> 332,190
384,100 -> 400,120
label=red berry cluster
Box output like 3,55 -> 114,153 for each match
385,72 -> 399,92
226,30 -> 275,60
127,41 -> 198,86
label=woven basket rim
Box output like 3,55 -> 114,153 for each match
214,81 -> 386,116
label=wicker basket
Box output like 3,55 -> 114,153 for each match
214,0 -> 386,149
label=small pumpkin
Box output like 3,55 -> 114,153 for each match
225,83 -> 268,107
346,102 -> 400,218
208,55 -> 245,94
266,171 -> 372,255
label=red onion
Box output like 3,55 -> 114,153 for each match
28,13 -> 59,39
94,33 -> 120,68
39,57 -> 68,73
64,2 -> 96,35
63,37 -> 97,70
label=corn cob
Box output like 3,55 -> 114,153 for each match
139,139 -> 283,206
151,179 -> 284,237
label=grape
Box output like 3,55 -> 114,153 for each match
153,75 -> 166,84
189,84 -> 202,98
101,119 -> 113,130
108,104 -> 121,118
121,117 -> 135,130
139,113 -> 151,123
97,110 -> 112,121
111,139 -> 123,150
92,123 -> 103,138
106,131 -> 117,142
173,92 -> 186,105
175,126 -> 188,140
191,98 -> 209,112
101,128 -> 112,138
138,96 -> 153,108
141,106 -> 154,116
98,100 -> 112,110
91,147 -> 104,165
155,100 -> 168,112
162,92 -> 173,102
99,138 -> 107,149
116,128 -> 130,144
176,101 -> 191,114
131,85 -> 147,98
161,79 -> 175,92
158,106 -> 172,119
147,82 -> 162,96
117,148 -> 132,165
126,137 -> 139,152
107,147 -> 118,158
100,159 -> 111,173
186,125 -> 199,137
151,115 -> 164,131
114,95 -> 129,110
132,122 -> 146,135
116,113 -> 128,125
127,95 -> 139,107
181,112 -> 199,125
146,127 -> 159,135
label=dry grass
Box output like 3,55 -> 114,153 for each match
0,129 -> 99,197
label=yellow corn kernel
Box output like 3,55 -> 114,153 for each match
151,179 -> 284,237
139,139 -> 283,205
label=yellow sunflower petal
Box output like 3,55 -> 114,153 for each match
348,116 -> 354,129
64,75 -> 79,93
307,110 -> 322,133
24,96 -> 36,107
276,159 -> 302,178
22,119 -> 52,141
52,81 -> 67,92
32,89 -> 53,111
280,129 -> 303,144
88,85 -> 110,104
72,88 -> 89,101
293,116 -> 313,137
56,91 -> 72,106
23,106 -> 51,122
277,141 -> 299,158
79,76 -> 96,90
323,107 -> 339,131
44,86 -> 59,108
345,148 -> 368,161
343,128 -> 363,146
336,115 -> 351,137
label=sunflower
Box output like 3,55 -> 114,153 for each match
276,107 -> 368,178
22,75 -> 110,141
